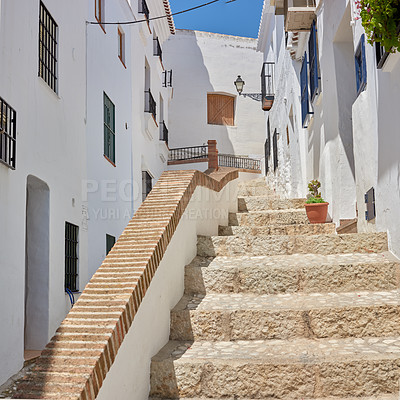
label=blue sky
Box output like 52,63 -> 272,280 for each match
169,0 -> 264,38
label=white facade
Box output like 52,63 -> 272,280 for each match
0,0 -> 88,384
85,0 -> 174,278
258,0 -> 400,256
164,30 -> 266,159
0,0 -> 175,385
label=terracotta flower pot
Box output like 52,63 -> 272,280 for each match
305,202 -> 329,224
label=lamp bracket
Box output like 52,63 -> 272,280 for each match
240,93 -> 262,102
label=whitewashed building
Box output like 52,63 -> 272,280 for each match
0,0 -> 175,385
164,29 -> 266,170
0,0 -> 88,385
258,0 -> 400,256
85,0 -> 175,279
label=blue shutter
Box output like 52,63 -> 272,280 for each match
300,53 -> 309,128
309,20 -> 319,101
355,34 -> 367,94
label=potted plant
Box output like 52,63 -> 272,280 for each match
305,179 -> 329,224
355,0 -> 400,52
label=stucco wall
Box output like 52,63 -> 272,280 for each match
164,30 -> 265,158
0,0 -> 88,384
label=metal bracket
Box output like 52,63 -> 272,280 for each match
240,93 -> 262,102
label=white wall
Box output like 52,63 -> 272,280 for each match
164,30 -> 266,158
85,0 -> 173,279
0,0 -> 88,384
96,177 -> 239,400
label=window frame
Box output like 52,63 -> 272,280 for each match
355,34 -> 367,95
273,129 -> 279,172
65,222 -> 79,292
142,171 -> 153,201
103,92 -> 116,165
118,26 -> 126,67
38,1 -> 58,93
0,96 -> 17,170
95,0 -> 105,33
309,20 -> 320,102
300,52 -> 312,128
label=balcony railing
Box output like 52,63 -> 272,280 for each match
261,62 -> 275,111
169,145 -> 208,163
0,96 -> 17,169
162,70 -> 173,88
160,121 -> 168,145
144,89 -> 156,120
139,0 -> 150,20
153,37 -> 162,62
283,0 -> 316,31
218,154 -> 261,171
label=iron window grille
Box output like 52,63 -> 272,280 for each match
365,187 -> 376,221
106,234 -> 116,255
375,42 -> 390,69
160,121 -> 168,145
0,97 -> 17,169
355,34 -> 367,95
300,52 -> 313,128
153,37 -> 162,61
265,118 -> 271,174
104,93 -> 116,164
139,0 -> 150,20
308,20 -> 320,102
273,129 -> 279,171
38,2 -> 58,93
145,89 -> 157,120
65,222 -> 79,292
261,62 -> 275,111
162,70 -> 173,88
142,171 -> 152,201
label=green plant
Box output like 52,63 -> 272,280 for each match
356,0 -> 400,52
306,179 -> 326,203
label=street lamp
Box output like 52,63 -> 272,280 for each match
233,75 -> 262,102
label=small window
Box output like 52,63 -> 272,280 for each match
0,97 -> 17,169
162,70 -> 173,88
300,53 -> 312,128
153,37 -> 162,62
142,171 -> 152,201
65,222 -> 79,292
265,118 -> 271,174
95,0 -> 105,31
355,34 -> 367,95
375,42 -> 389,69
38,2 -> 58,93
139,0 -> 150,20
207,94 -> 235,126
118,27 -> 125,66
106,234 -> 115,255
104,93 -> 115,164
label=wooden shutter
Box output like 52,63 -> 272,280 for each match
207,94 -> 234,126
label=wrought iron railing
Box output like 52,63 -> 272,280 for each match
145,89 -> 156,120
169,145 -> 208,162
139,0 -> 150,20
153,37 -> 162,62
0,96 -> 17,169
218,153 -> 261,171
160,121 -> 168,145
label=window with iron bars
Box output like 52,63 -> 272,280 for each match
273,129 -> 279,172
145,89 -> 157,121
163,70 -> 173,88
65,222 -> 79,292
104,93 -> 116,164
139,0 -> 150,20
38,2 -> 58,93
0,97 -> 17,169
160,121 -> 168,145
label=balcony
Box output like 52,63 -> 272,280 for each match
274,0 -> 316,32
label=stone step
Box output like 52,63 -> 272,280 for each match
185,253 -> 400,296
219,223 -> 336,237
149,337 -> 400,399
237,186 -> 276,197
229,210 -> 309,226
238,196 -> 306,212
197,232 -> 388,257
170,290 -> 400,341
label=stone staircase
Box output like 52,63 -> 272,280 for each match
149,178 -> 400,400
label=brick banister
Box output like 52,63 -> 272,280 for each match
13,169 -> 239,400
